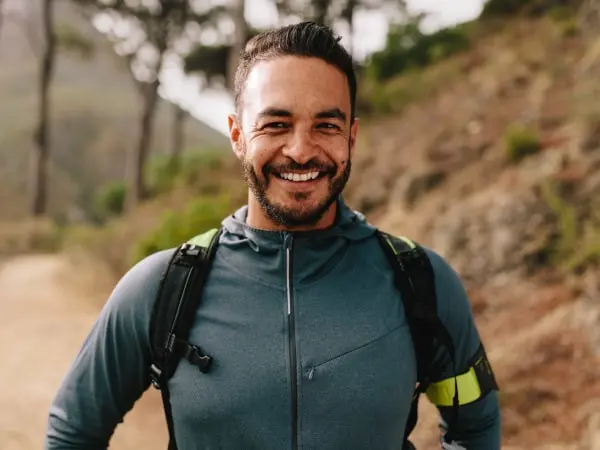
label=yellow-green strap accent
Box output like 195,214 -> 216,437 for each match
384,235 -> 417,254
187,228 -> 219,248
426,367 -> 482,407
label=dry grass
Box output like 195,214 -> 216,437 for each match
0,219 -> 62,256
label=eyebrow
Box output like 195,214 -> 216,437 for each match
257,108 -> 293,121
314,108 -> 347,123
256,107 -> 347,123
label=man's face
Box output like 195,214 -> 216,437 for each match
228,56 -> 358,228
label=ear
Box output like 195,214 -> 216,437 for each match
228,113 -> 244,160
349,117 -> 359,159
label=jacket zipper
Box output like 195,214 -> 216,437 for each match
285,234 -> 298,450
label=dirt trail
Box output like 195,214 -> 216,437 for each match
0,254 -> 168,450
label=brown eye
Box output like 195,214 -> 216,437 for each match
316,123 -> 341,131
265,122 -> 289,130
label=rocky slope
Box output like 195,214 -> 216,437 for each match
345,17 -> 600,449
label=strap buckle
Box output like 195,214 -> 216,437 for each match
149,363 -> 163,390
184,344 -> 213,373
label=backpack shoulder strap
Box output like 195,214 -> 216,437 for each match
376,229 -> 499,446
148,227 -> 222,450
149,226 -> 222,389
375,230 -> 451,382
375,230 -> 458,446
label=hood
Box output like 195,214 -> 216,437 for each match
218,197 -> 378,286
221,196 -> 377,252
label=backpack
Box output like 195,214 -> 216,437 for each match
148,227 -> 498,450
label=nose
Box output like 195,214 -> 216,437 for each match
281,128 -> 319,165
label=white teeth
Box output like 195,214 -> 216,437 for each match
280,171 -> 320,182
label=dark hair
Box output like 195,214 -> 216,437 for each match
233,22 -> 357,119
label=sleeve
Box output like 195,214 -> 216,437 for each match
44,249 -> 174,449
425,249 -> 502,450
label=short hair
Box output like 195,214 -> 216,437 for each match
233,21 -> 357,119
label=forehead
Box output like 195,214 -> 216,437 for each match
242,56 -> 351,119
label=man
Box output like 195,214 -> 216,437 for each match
45,22 -> 501,449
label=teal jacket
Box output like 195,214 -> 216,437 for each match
45,201 -> 501,449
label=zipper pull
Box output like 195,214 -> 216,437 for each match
308,367 -> 315,381
284,232 -> 294,250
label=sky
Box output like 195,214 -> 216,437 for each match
153,0 -> 486,137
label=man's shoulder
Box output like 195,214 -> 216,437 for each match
373,231 -> 459,280
124,248 -> 178,287
374,232 -> 468,313
104,247 -> 178,315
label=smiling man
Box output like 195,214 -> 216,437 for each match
45,22 -> 501,450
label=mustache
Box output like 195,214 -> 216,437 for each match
264,160 -> 336,176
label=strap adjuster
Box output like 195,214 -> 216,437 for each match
184,344 -> 213,373
149,363 -> 163,390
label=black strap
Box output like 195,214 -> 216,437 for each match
161,387 -> 177,450
148,227 -> 223,450
375,230 -> 459,446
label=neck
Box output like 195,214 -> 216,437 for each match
246,193 -> 338,232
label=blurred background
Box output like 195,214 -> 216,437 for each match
0,0 -> 599,449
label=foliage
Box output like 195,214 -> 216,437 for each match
130,194 -> 232,264
480,0 -> 582,18
364,16 -> 470,82
183,45 -> 229,83
540,181 -> 600,272
146,148 -> 227,196
55,23 -> 95,58
92,180 -> 126,222
357,57 -> 464,116
182,27 -> 261,83
503,124 -> 541,163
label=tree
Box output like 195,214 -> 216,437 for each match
73,0 -> 222,211
5,0 -> 96,216
227,0 -> 248,90
31,0 -> 57,216
0,0 -> 5,50
168,103 -> 187,175
270,0 -> 407,58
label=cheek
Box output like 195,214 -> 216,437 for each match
321,138 -> 350,166
245,138 -> 280,171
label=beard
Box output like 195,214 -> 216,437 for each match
242,146 -> 352,228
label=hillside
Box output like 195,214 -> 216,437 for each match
345,16 -> 600,449
0,0 -> 229,220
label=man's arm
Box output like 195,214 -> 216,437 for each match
425,249 -> 502,449
45,249 -> 173,449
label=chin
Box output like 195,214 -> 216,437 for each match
263,195 -> 336,228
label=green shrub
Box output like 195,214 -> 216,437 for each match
504,125 -> 541,163
365,17 -> 470,82
481,0 -> 529,17
93,181 -> 126,221
130,194 -> 232,264
146,148 -> 227,196
559,17 -> 579,37
547,5 -> 580,36
481,0 -> 581,18
540,181 -> 600,272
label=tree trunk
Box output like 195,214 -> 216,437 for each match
227,0 -> 247,91
127,78 -> 160,211
342,0 -> 356,59
31,0 -> 55,217
0,0 -> 5,51
169,103 -> 186,173
311,0 -> 329,26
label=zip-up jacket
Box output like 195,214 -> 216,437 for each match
45,200 -> 501,449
